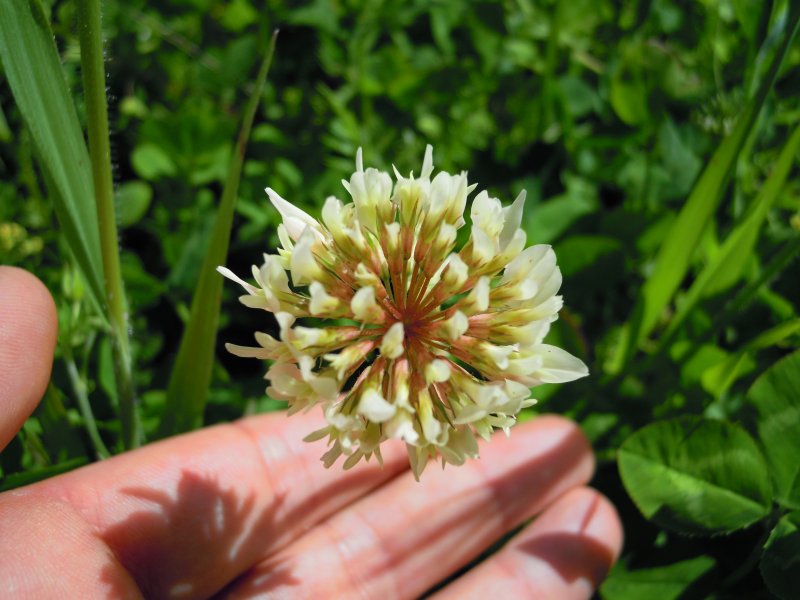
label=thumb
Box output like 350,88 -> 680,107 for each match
0,266 -> 57,452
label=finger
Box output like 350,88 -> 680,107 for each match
0,266 -> 57,452
14,409 -> 408,598
0,493 -> 143,598
433,487 -> 623,600
221,415 -> 594,599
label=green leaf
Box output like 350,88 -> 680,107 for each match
131,143 -> 178,180
661,125 -> 800,343
747,350 -> 800,509
158,32 -> 279,436
760,511 -> 800,600
601,555 -> 716,600
610,66 -> 649,126
0,0 -> 105,317
700,351 -> 756,400
116,181 -> 153,228
613,10 -> 800,370
618,417 -> 772,535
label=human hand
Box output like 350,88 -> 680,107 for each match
0,266 -> 622,599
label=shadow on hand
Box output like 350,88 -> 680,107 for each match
98,453 -> 398,599
99,470 -> 299,599
516,494 -> 616,588
421,423 -> 598,597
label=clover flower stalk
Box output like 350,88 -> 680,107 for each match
219,146 -> 588,479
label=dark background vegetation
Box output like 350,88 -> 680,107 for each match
1,0 -> 798,597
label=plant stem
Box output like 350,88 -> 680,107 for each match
76,0 -> 139,448
65,356 -> 111,459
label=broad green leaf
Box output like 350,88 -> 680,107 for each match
158,32 -> 279,436
610,67 -> 648,126
132,143 -> 178,180
613,9 -> 800,370
661,125 -> 800,343
116,181 -> 153,228
747,350 -> 800,509
0,0 -> 105,317
760,511 -> 800,600
618,417 -> 772,534
700,352 -> 756,400
601,555 -> 716,600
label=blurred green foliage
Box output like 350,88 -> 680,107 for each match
1,0 -> 799,597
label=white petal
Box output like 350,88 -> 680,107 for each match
481,343 -> 515,369
355,147 -> 364,172
470,226 -> 497,264
358,389 -> 396,422
266,187 -> 322,241
385,411 -> 419,444
500,189 -> 526,248
420,144 -> 434,179
217,266 -> 259,295
225,343 -> 271,359
442,253 -> 469,290
535,345 -> 589,383
351,286 -> 383,323
290,227 -> 324,285
425,359 -> 451,383
275,312 -> 296,337
442,310 -> 469,340
463,276 -> 490,313
309,281 -> 340,315
380,322 -> 405,359
418,389 -> 442,444
470,190 -> 504,237
502,245 -> 549,284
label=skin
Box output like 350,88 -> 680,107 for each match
0,266 -> 623,599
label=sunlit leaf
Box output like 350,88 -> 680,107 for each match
116,181 -> 153,228
601,555 -> 716,600
747,350 -> 800,509
0,0 -> 105,317
618,417 -> 772,534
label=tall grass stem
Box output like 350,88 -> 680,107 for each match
76,0 -> 139,448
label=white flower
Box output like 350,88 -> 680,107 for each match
220,146 -> 588,479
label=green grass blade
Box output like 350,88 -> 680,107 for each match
611,6 -> 800,371
158,31 -> 279,436
0,0 -> 105,318
659,124 -> 800,345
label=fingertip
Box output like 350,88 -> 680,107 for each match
435,487 -> 623,600
0,266 -> 58,451
504,486 -> 623,597
521,486 -> 624,572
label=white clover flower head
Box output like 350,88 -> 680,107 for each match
219,146 -> 588,480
